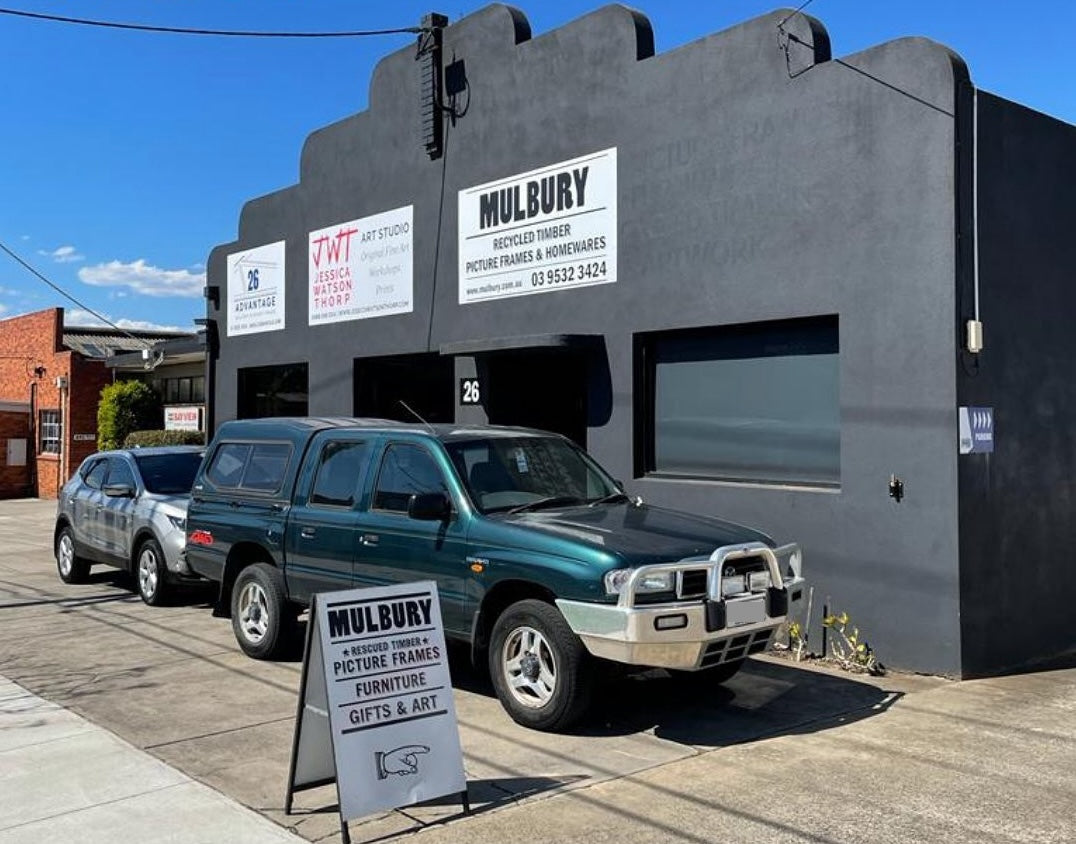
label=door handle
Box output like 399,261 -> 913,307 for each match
300,527 -> 316,539
359,534 -> 379,547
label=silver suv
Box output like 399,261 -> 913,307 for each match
54,446 -> 205,605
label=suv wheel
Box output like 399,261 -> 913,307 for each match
231,563 -> 293,660
489,599 -> 592,732
55,526 -> 90,584
136,538 -> 168,606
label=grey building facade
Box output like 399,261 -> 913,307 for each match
204,4 -> 1076,678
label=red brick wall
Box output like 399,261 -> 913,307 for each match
0,308 -> 113,498
0,410 -> 31,498
69,352 -> 111,470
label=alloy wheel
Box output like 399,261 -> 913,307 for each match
138,547 -> 159,599
57,534 -> 74,577
237,581 -> 270,644
501,625 -> 558,708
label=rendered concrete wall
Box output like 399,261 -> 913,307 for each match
207,5 -> 972,674
958,93 -> 1076,675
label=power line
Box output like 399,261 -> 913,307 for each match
0,239 -> 157,349
0,7 -> 426,38
777,0 -> 817,30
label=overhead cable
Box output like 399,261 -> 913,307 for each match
0,7 -> 425,37
0,239 -> 157,349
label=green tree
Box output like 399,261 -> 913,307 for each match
98,380 -> 161,450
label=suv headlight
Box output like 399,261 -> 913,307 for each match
167,514 -> 187,532
603,568 -> 675,596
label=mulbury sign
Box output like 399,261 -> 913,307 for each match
458,147 -> 618,304
285,581 -> 467,843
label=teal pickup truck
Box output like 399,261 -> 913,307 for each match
185,418 -> 805,731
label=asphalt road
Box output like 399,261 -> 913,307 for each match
1,498 -> 1073,843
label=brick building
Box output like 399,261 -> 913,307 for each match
0,401 -> 31,498
0,308 -> 195,498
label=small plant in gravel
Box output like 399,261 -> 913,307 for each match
822,611 -> 884,676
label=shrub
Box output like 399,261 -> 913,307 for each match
124,429 -> 206,448
822,611 -> 885,676
98,381 -> 161,450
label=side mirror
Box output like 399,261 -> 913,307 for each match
103,483 -> 135,498
408,492 -> 452,521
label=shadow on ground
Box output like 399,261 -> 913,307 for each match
444,641 -> 896,748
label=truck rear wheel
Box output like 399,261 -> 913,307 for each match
489,599 -> 592,732
231,563 -> 294,660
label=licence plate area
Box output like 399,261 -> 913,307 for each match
726,595 -> 766,627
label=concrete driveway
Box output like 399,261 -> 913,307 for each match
0,498 -> 1072,843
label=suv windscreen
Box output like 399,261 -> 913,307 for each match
446,436 -> 620,514
135,452 -> 204,495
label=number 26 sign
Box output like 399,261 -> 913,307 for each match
459,378 -> 481,405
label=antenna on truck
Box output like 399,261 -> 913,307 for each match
398,400 -> 435,433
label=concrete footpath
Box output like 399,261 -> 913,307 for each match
1,497 -> 1074,843
0,675 -> 303,843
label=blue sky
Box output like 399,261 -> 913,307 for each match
1,1 -> 1072,332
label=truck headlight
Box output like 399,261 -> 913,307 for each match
167,515 -> 187,532
603,569 -> 675,596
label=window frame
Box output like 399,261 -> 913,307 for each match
105,457 -> 137,490
371,442 -> 448,515
308,439 -> 371,509
39,408 -> 62,455
203,440 -> 294,496
634,315 -> 841,489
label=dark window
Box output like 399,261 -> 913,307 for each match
206,443 -> 250,488
310,441 -> 371,508
237,363 -> 308,419
354,354 -> 454,423
636,316 -> 840,487
135,452 -> 204,494
205,442 -> 291,492
372,444 -> 446,513
106,460 -> 136,489
83,459 -> 108,490
239,443 -> 291,492
39,409 -> 61,454
164,376 -> 205,405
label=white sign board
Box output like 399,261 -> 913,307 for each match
226,240 -> 286,336
289,582 -> 466,824
164,406 -> 202,431
458,147 -> 617,304
6,438 -> 26,466
308,205 -> 414,325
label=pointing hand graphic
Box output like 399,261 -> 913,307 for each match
375,744 -> 431,778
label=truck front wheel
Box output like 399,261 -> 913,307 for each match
231,563 -> 294,660
489,599 -> 592,732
